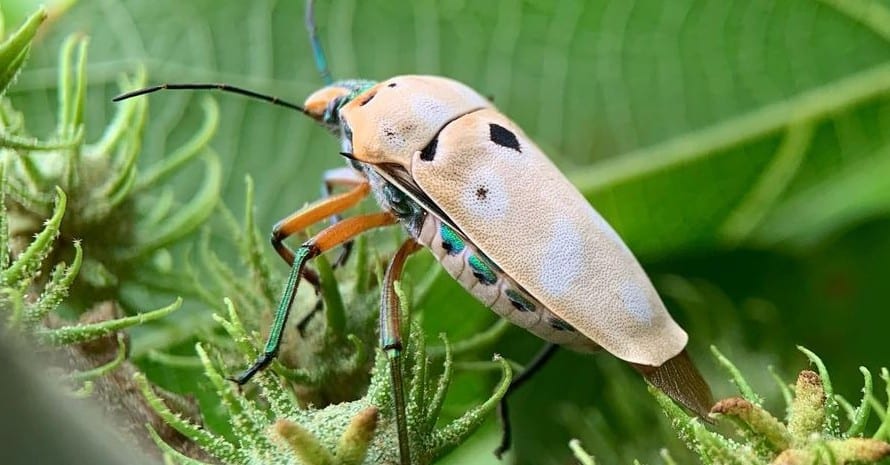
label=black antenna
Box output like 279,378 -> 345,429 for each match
112,83 -> 306,114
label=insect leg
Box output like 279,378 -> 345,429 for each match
270,178 -> 370,266
232,211 -> 397,385
321,167 -> 367,268
269,173 -> 369,333
494,343 -> 559,459
271,178 -> 369,292
380,238 -> 423,465
293,169 -> 368,334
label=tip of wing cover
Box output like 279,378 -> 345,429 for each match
633,349 -> 715,421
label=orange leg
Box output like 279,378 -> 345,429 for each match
270,172 -> 371,292
320,167 -> 368,266
270,170 -> 369,332
379,238 -> 422,465
271,173 -> 370,265
233,211 -> 397,384
379,238 -> 423,352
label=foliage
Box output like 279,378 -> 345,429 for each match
2,10 -> 220,303
0,9 -> 181,349
139,308 -> 512,465
134,175 -> 515,464
572,348 -> 890,465
1,1 -> 889,465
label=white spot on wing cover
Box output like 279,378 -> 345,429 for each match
540,218 -> 583,298
411,95 -> 450,127
461,168 -> 509,220
619,280 -> 655,325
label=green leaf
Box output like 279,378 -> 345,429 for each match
10,2 -> 890,463
12,0 -> 889,262
752,150 -> 890,248
125,152 -> 221,260
568,439 -> 598,465
712,345 -> 763,406
1,186 -> 65,289
0,7 -> 45,95
0,1 -> 75,33
136,373 -> 242,464
845,367 -> 873,438
39,297 -> 181,345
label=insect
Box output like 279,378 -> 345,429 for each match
115,0 -> 714,462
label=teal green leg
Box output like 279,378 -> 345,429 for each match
232,211 -> 396,385
232,244 -> 317,384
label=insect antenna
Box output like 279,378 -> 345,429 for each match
112,83 -> 307,114
305,0 -> 334,85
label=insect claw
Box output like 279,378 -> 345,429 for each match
232,352 -> 277,385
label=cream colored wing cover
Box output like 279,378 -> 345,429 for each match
409,108 -> 687,366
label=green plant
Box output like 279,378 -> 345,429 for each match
0,9 -> 210,461
571,348 -> 890,465
3,2 -> 890,464
0,7 -> 182,360
2,9 -> 220,303
139,313 -> 512,465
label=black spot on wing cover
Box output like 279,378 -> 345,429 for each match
419,136 -> 438,161
359,91 -> 376,106
489,123 -> 521,152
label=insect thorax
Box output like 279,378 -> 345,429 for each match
361,163 -> 426,237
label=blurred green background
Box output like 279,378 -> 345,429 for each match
4,0 -> 890,463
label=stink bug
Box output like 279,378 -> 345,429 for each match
115,0 -> 714,462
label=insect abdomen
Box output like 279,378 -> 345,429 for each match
417,214 -> 599,353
